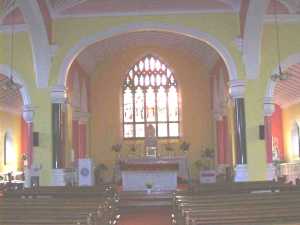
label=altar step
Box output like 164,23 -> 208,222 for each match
118,190 -> 174,207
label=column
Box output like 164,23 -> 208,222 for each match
78,112 -> 89,159
22,105 -> 34,167
229,80 -> 248,181
22,105 -> 34,188
72,110 -> 80,161
51,85 -> 66,186
264,97 -> 276,180
215,114 -> 226,165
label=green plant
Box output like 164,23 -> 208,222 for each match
145,182 -> 153,189
111,143 -> 122,153
94,163 -> 108,185
180,141 -> 190,152
194,147 -> 215,170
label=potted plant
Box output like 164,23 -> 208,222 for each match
94,163 -> 108,185
145,182 -> 153,194
194,147 -> 216,183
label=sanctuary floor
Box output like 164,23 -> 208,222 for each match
118,206 -> 172,225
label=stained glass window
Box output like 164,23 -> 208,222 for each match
123,55 -> 179,138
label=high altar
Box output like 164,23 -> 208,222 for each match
120,159 -> 179,191
120,125 -> 188,191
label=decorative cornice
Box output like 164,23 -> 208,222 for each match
264,14 -> 300,23
73,110 -> 89,123
0,24 -> 28,33
228,80 -> 246,99
53,9 -> 238,20
51,85 -> 67,104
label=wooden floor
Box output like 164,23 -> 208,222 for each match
119,206 -> 172,225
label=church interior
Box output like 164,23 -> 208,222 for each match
1,0 -> 300,224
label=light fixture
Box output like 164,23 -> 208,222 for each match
270,0 -> 290,82
0,0 -> 21,101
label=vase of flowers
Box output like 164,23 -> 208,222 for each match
180,141 -> 190,155
145,182 -> 153,194
112,143 -> 122,160
194,147 -> 216,183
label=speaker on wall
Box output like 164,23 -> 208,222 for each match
33,132 -> 39,146
259,125 -> 265,140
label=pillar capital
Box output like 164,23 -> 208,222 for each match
22,105 -> 35,123
228,79 -> 246,99
79,112 -> 90,124
73,110 -> 90,123
51,85 -> 67,104
264,97 -> 275,116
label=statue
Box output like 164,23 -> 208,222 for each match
144,124 -> 158,157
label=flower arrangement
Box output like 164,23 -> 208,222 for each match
111,143 -> 122,153
145,182 -> 153,189
194,147 -> 215,170
180,141 -> 190,153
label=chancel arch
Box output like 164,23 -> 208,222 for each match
57,22 -> 239,87
0,65 -> 33,176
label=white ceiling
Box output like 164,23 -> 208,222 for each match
274,63 -> 300,107
76,31 -> 220,75
48,0 -> 241,17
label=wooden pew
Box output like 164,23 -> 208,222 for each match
0,185 -> 119,225
172,182 -> 300,225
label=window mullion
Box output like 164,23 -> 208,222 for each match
166,87 -> 170,137
132,90 -> 136,138
154,87 -> 158,137
143,87 -> 147,137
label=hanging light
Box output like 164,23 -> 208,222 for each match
270,0 -> 290,82
0,0 -> 22,100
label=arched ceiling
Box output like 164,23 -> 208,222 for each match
1,0 -> 299,24
274,63 -> 300,107
76,31 -> 220,75
0,74 -> 22,114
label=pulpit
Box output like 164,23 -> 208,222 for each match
120,160 -> 178,191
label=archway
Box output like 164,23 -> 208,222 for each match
0,65 -> 33,177
58,27 -> 237,184
58,22 -> 238,86
264,53 -> 300,181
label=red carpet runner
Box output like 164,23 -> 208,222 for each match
118,206 -> 172,225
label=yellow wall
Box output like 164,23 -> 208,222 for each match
282,103 -> 300,162
0,111 -> 22,173
51,13 -> 242,85
0,10 -> 299,184
89,46 -> 213,179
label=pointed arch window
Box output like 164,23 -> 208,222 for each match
123,55 -> 179,138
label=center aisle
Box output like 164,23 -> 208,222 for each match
118,206 -> 172,225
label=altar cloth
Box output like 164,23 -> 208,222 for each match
121,162 -> 178,191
